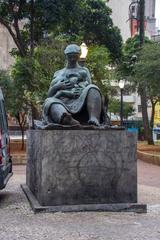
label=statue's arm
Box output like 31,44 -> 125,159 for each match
47,73 -> 72,97
47,82 -> 60,97
47,73 -> 63,97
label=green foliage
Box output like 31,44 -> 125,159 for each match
0,0 -> 122,60
123,102 -> 135,120
0,70 -> 13,111
11,38 -> 67,112
118,39 -> 160,134
11,39 -> 114,113
9,58 -> 30,115
117,35 -> 151,79
47,0 -> 122,60
86,45 -> 112,96
108,98 -> 120,115
134,42 -> 160,97
0,69 -> 27,124
0,70 -> 27,149
117,36 -> 158,144
33,38 -> 67,101
108,98 -> 135,119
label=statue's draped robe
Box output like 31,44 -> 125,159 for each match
43,66 -> 105,124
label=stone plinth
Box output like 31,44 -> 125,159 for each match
26,129 -> 137,207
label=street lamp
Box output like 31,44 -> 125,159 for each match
43,30 -> 48,39
119,79 -> 125,126
79,42 -> 88,66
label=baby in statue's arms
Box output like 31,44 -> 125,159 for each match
54,70 -> 89,99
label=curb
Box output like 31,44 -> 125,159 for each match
137,150 -> 160,166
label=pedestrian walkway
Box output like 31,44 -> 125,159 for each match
138,160 -> 160,205
0,161 -> 159,240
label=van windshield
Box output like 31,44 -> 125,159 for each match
0,100 -> 8,133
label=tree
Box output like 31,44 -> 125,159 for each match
117,35 -> 150,79
53,0 -> 122,60
0,0 -> 122,120
0,70 -> 13,110
0,0 -> 122,118
11,38 -> 115,118
0,70 -> 27,150
28,37 -> 66,103
0,0 -> 122,60
134,43 -> 160,139
0,0 -> 29,57
86,45 -> 112,97
108,99 -> 135,120
117,35 -> 154,144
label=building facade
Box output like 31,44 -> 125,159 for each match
0,24 -> 15,70
107,0 -> 131,42
145,0 -> 156,37
107,0 -> 156,41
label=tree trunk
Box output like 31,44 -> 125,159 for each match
31,104 -> 40,120
139,0 -> 153,145
0,17 -> 26,57
140,89 -> 154,145
150,101 -> 156,131
30,0 -> 35,57
20,126 -> 25,151
139,0 -> 145,46
16,112 -> 26,150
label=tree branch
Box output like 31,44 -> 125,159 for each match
13,18 -> 27,56
0,17 -> 25,57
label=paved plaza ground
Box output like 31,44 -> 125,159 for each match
0,160 -> 160,240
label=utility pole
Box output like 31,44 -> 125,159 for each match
139,0 -> 153,144
139,0 -> 145,45
30,0 -> 34,57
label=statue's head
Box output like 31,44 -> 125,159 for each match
64,44 -> 81,65
64,44 -> 81,55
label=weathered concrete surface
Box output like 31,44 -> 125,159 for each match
26,130 -> 137,206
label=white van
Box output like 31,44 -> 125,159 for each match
0,88 -> 12,189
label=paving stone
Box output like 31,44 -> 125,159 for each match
0,164 -> 160,240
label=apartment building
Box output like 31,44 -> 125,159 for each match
107,0 -> 131,41
107,0 -> 156,41
130,0 -> 156,38
0,24 -> 15,70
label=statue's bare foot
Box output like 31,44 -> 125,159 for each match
61,112 -> 80,126
88,117 -> 100,126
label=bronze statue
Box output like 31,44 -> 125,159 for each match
42,44 -> 107,127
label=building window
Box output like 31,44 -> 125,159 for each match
138,105 -> 142,113
131,6 -> 135,13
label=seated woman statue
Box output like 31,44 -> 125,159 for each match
43,44 -> 106,126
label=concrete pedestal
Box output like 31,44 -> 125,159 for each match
23,129 -> 146,213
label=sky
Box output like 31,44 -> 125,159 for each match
156,0 -> 160,29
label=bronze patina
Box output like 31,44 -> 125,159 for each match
42,44 -> 107,127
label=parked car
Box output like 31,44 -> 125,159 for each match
0,88 -> 12,189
